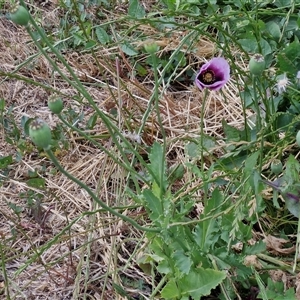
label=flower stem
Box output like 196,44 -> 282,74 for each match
200,89 -> 209,204
150,50 -> 167,197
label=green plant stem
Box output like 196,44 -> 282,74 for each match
151,51 -> 167,196
200,89 -> 209,204
0,242 -> 11,300
151,274 -> 167,298
252,76 -> 264,171
45,148 -> 160,233
293,215 -> 300,272
252,76 -> 262,133
257,253 -> 295,274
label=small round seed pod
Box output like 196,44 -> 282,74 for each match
9,5 -> 30,26
271,159 -> 283,175
29,119 -> 52,149
249,54 -> 265,76
48,95 -> 64,114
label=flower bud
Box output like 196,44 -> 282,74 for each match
29,119 -> 52,149
144,40 -> 159,54
9,5 -> 30,26
271,159 -> 283,175
48,95 -> 64,114
249,54 -> 265,76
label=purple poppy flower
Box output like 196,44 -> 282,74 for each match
195,57 -> 230,91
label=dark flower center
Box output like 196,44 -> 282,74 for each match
199,70 -> 216,84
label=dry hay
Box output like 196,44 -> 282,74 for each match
0,2 -> 252,299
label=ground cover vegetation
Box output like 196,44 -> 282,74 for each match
1,0 -> 300,299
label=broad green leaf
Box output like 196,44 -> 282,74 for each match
95,27 -> 110,45
222,119 -> 242,142
274,0 -> 292,8
120,43 -> 138,56
259,38 -> 272,56
185,141 -> 198,158
149,142 -> 167,192
161,279 -> 180,299
168,163 -> 184,183
257,278 -> 295,299
238,38 -> 258,53
285,155 -> 300,184
156,259 -> 171,274
204,188 -> 223,214
194,216 -> 219,252
266,21 -> 281,41
142,189 -> 163,221
161,0 -> 176,10
244,151 -> 259,174
180,268 -> 226,299
148,235 -> 168,258
172,250 -> 192,274
277,41 -> 300,74
284,184 -> 300,217
199,135 -> 216,156
275,288 -> 296,300
84,40 -> 97,50
128,0 -> 146,18
216,151 -> 249,170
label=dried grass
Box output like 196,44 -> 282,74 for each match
0,2 -> 252,299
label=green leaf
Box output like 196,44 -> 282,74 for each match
266,21 -> 281,41
84,40 -> 97,50
168,164 -> 184,183
142,189 -> 163,221
285,155 -> 300,184
156,259 -> 171,274
275,288 -> 296,300
95,27 -> 110,45
128,0 -> 146,18
149,142 -> 167,192
222,119 -> 242,142
172,250 -> 192,274
204,188 -> 224,214
135,63 -> 147,76
245,240 -> 266,255
238,38 -> 258,53
120,43 -> 138,56
277,41 -> 300,74
216,151 -> 249,170
199,135 -> 216,156
7,202 -> 23,214
179,268 -> 226,299
185,141 -> 198,158
194,211 -> 220,252
87,113 -> 98,129
0,155 -> 13,169
161,279 -> 180,299
26,178 -> 45,189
